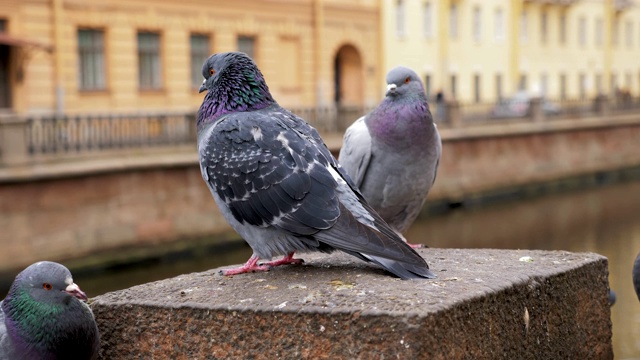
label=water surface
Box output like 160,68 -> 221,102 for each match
407,179 -> 640,359
1,179 -> 638,358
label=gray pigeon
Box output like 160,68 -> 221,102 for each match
633,252 -> 640,301
0,261 -> 99,360
196,52 -> 435,279
339,66 -> 441,247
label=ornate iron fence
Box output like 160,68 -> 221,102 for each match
25,112 -> 197,155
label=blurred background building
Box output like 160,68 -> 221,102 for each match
1,0 -> 639,115
382,0 -> 640,103
0,0 -> 382,115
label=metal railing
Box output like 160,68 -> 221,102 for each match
0,106 -> 373,166
439,94 -> 640,127
0,96 -> 638,166
26,112 -> 197,156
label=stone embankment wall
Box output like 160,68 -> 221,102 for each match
1,116 -> 639,272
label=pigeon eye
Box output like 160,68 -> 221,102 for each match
404,77 -> 411,84
209,68 -> 216,76
42,283 -> 52,291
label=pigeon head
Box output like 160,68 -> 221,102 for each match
1,261 -> 98,359
4,261 -> 88,304
197,52 -> 275,128
384,66 -> 425,98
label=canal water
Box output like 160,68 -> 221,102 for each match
0,178 -> 638,358
407,178 -> 640,359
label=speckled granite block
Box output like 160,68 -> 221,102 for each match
91,248 -> 613,359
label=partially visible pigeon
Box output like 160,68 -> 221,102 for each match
339,66 -> 441,248
608,290 -> 616,307
0,261 -> 99,360
196,52 -> 435,279
633,252 -> 640,301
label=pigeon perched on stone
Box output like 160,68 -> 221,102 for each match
196,52 -> 435,279
339,66 -> 441,248
0,261 -> 99,360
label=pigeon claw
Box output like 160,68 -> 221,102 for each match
260,252 -> 304,267
408,243 -> 424,249
221,264 -> 271,276
220,255 -> 272,276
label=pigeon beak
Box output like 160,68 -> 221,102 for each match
386,83 -> 397,96
65,283 -> 88,302
199,80 -> 207,93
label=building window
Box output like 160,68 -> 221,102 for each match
450,74 -> 457,98
626,21 -> 633,48
540,73 -> 548,96
519,74 -> 527,91
595,18 -> 603,46
0,19 -> 6,32
612,18 -> 619,46
541,10 -> 548,44
473,74 -> 481,103
559,73 -> 566,100
625,72 -> 632,90
237,36 -> 256,60
579,73 -> 586,100
559,13 -> 566,44
449,4 -> 458,39
423,2 -> 433,38
520,10 -> 528,43
396,0 -> 406,37
611,73 -> 617,93
494,8 -> 505,41
578,17 -> 587,46
137,31 -> 162,90
424,74 -> 431,99
190,34 -> 210,90
595,73 -> 602,94
78,29 -> 105,91
473,7 -> 481,42
495,73 -> 503,100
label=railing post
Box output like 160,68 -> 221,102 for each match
594,95 -> 610,116
529,97 -> 544,122
445,100 -> 461,127
0,115 -> 29,166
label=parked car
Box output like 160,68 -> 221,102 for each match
492,91 -> 560,118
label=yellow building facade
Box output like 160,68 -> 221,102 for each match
382,0 -> 640,103
0,0 -> 382,115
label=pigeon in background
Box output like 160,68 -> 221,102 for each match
339,66 -> 441,248
0,261 -> 99,360
196,52 -> 435,279
633,252 -> 640,301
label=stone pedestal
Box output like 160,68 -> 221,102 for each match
91,249 -> 612,359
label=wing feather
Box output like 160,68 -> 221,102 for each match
338,116 -> 372,187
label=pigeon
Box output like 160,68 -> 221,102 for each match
0,261 -> 99,360
608,290 -> 616,307
196,52 -> 435,279
339,66 -> 441,248
633,252 -> 640,301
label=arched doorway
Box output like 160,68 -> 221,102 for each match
333,44 -> 363,106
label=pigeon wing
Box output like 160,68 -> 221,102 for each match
199,110 -> 341,236
0,301 -> 18,359
338,116 -> 372,188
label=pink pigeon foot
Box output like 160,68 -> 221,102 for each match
221,255 -> 271,276
396,231 -> 423,249
260,252 -> 304,267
